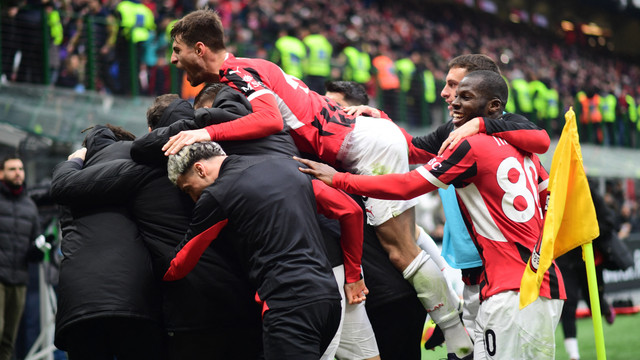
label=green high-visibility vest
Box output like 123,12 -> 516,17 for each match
48,10 -> 63,46
511,78 -> 533,113
303,34 -> 332,77
423,70 -> 436,103
529,80 -> 549,119
342,46 -> 371,84
395,58 -> 415,93
116,1 -> 155,43
601,94 -> 617,123
503,76 -> 515,114
272,36 -> 306,79
626,95 -> 637,123
546,88 -> 559,120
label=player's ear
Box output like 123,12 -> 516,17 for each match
487,98 -> 502,117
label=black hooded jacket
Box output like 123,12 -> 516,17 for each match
51,107 -> 262,332
51,126 -> 162,349
130,85 -> 299,166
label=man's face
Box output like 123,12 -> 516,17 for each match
325,91 -> 347,107
171,36 -> 209,87
450,76 -> 489,128
2,159 -> 25,187
441,66 -> 468,117
176,164 -> 215,202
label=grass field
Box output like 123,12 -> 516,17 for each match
420,312 -> 639,359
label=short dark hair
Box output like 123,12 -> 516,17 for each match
464,70 -> 508,108
171,9 -> 226,51
147,94 -> 181,129
448,54 -> 501,76
80,124 -> 136,146
194,83 -> 227,109
2,154 -> 22,170
325,81 -> 369,106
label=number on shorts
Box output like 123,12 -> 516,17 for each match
485,329 -> 497,356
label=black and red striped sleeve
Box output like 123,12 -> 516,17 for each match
312,179 -> 363,283
483,113 -> 551,154
163,193 -> 229,281
332,168 -> 438,201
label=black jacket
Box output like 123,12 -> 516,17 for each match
52,115 -> 261,332
0,181 -> 41,286
130,86 -> 299,167
51,126 -> 162,349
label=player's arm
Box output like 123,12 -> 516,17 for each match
51,156 -> 158,205
296,157 -> 440,200
163,92 -> 283,155
163,193 -> 229,281
311,179 -> 368,304
438,113 -> 550,155
131,119 -> 200,165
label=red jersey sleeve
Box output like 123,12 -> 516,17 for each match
482,113 -> 551,154
332,169 -> 438,201
204,91 -> 284,141
312,179 -> 363,283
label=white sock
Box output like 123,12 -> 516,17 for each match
404,251 -> 472,357
416,225 -> 447,270
564,337 -> 580,360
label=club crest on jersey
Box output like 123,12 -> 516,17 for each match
427,158 -> 442,171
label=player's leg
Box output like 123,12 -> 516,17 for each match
320,265 -> 346,360
342,116 -> 471,358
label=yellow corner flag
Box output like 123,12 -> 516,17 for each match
519,107 -> 600,309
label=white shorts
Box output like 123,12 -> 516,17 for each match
337,116 -> 419,226
473,291 -> 564,360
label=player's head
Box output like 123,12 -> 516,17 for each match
168,141 -> 226,201
194,83 -> 227,109
451,70 -> 507,128
441,54 -> 500,116
325,81 -> 369,106
147,94 -> 181,129
170,10 -> 225,86
2,154 -> 25,188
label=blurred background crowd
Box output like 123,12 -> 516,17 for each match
2,0 -> 640,146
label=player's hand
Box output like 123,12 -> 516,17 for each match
294,156 -> 338,186
344,279 -> 369,305
438,117 -> 481,155
162,129 -> 211,156
343,105 -> 382,118
68,147 -> 87,161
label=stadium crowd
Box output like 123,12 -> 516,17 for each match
2,0 -> 640,147
2,2 -> 640,360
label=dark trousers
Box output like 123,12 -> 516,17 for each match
64,317 -> 165,360
166,322 -> 263,360
366,295 -> 427,360
262,299 -> 341,360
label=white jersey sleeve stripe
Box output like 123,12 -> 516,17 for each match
416,166 -> 449,189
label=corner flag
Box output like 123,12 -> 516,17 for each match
519,107 -> 600,309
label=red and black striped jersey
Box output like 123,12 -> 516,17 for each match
332,133 -> 565,302
204,53 -> 358,167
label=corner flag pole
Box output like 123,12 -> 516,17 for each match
582,242 -> 606,360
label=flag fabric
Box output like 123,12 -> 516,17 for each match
519,107 -> 600,309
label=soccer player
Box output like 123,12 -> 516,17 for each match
162,9 -> 472,358
297,70 -> 566,360
164,142 -> 342,360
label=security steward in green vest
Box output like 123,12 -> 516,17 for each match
340,44 -> 371,85
302,24 -> 332,94
271,28 -> 306,80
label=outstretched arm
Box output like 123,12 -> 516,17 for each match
296,156 -> 439,201
437,113 -> 550,155
163,92 -> 283,155
312,179 -> 368,304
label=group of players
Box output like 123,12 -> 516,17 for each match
50,9 -> 567,360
